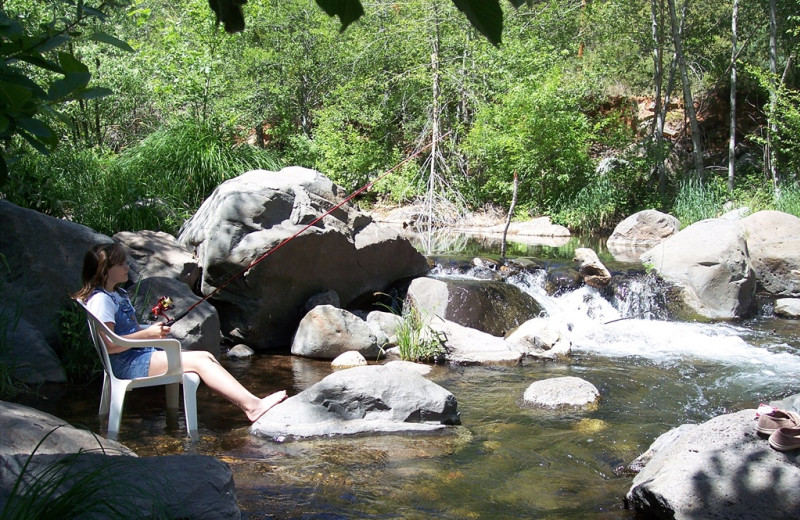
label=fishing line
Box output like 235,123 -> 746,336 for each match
161,131 -> 452,326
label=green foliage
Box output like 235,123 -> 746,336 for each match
0,428 -> 169,520
0,0 -> 132,182
393,297 -> 447,363
58,303 -> 100,385
5,118 -> 281,235
774,183 -> 800,218
672,176 -> 728,226
463,71 -> 593,215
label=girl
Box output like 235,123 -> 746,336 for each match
74,242 -> 286,422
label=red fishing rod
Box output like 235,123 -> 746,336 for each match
152,132 -> 452,326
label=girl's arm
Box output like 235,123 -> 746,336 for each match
101,322 -> 171,354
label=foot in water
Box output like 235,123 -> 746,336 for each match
247,390 -> 288,422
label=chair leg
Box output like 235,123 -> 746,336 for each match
99,374 -> 111,416
165,382 -> 180,409
107,387 -> 127,441
182,373 -> 201,441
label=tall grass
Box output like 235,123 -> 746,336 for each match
4,119 -> 282,235
393,297 -> 446,363
774,183 -> 800,217
671,176 -> 728,226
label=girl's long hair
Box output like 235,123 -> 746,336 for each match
72,242 -> 127,302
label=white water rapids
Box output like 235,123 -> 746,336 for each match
433,265 -> 800,396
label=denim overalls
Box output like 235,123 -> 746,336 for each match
94,288 -> 157,379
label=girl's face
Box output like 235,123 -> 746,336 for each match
105,260 -> 129,289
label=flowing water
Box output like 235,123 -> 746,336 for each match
26,234 -> 800,519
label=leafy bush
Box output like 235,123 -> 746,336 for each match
463,71 -> 593,216
5,119 -> 282,235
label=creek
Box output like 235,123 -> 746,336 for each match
28,233 -> 800,519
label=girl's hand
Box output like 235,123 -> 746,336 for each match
144,322 -> 170,339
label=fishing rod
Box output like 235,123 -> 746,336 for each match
153,131 -> 453,327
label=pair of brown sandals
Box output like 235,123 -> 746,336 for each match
756,405 -> 800,452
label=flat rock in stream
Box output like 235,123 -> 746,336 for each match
250,365 -> 460,440
627,409 -> 800,520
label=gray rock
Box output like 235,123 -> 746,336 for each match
408,276 -> 542,337
331,351 -> 367,368
0,401 -> 131,457
0,200 -> 111,347
607,210 -> 680,254
130,277 -> 221,356
0,314 -> 65,384
0,401 -> 240,519
178,167 -> 429,350
505,317 -> 571,358
741,210 -> 800,296
431,319 -> 522,365
774,298 -> 800,318
0,453 -> 240,520
226,344 -> 255,359
251,365 -> 460,439
627,409 -> 800,520
522,376 -> 600,408
115,230 -> 201,288
291,305 -> 381,360
640,218 -> 756,319
573,247 -> 611,288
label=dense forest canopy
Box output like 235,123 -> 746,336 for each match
1,0 -> 799,235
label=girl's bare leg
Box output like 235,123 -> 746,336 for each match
149,350 -> 287,422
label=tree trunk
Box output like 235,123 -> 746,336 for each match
651,0 -> 666,194
767,0 -> 779,190
668,0 -> 704,179
728,0 -> 738,193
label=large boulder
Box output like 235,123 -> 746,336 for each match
522,376 -> 599,408
407,276 -> 542,337
250,364 -> 460,439
0,401 -> 240,520
640,218 -> 756,319
607,210 -> 680,262
115,230 -> 202,288
740,210 -> 800,296
0,200 -> 110,348
291,305 -> 382,360
177,168 -> 429,350
627,409 -> 800,520
130,277 -> 221,355
0,314 -> 65,384
0,400 -> 131,457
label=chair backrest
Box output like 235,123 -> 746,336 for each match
75,299 -> 184,384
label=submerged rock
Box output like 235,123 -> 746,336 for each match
251,365 -> 459,440
522,376 -> 599,408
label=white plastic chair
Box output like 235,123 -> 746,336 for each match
76,300 -> 200,441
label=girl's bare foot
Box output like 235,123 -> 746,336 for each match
246,390 -> 288,422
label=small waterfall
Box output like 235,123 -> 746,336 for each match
433,263 -> 800,388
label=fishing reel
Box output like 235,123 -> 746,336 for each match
150,296 -> 174,322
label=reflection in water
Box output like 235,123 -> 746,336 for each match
34,233 -> 800,519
